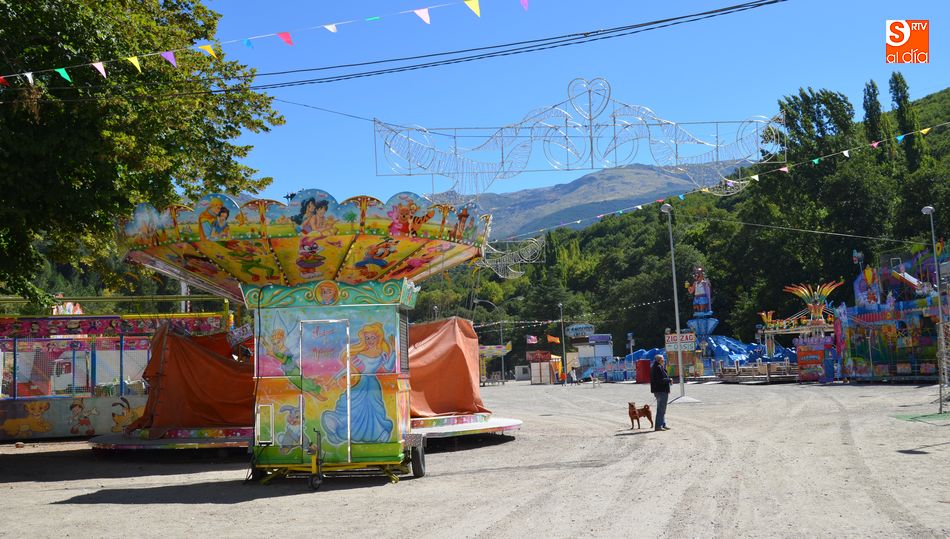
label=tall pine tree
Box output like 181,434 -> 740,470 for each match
862,80 -> 897,164
889,72 -> 931,172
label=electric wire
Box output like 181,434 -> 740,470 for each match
2,0 -> 785,106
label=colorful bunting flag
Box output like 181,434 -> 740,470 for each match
870,141 -> 881,148
546,334 -> 560,344
750,175 -> 759,181
678,194 -> 685,200
3,1 -> 528,84
414,8 -> 431,24
54,68 -> 71,82
920,128 -> 931,136
198,44 -> 217,58
779,166 -> 790,173
526,335 -> 538,344
896,134 -> 906,143
92,62 -> 107,78
160,51 -> 177,67
0,76 -> 9,87
465,0 -> 481,17
635,205 -> 642,210
725,180 -> 735,187
811,158 -> 820,164
842,150 -> 850,158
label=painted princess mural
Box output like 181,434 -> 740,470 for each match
322,322 -> 395,444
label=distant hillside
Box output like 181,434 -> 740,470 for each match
477,165 -> 697,239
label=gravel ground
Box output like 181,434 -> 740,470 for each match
1,381 -> 948,538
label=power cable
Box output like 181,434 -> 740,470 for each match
676,215 -> 927,246
4,0 -> 785,105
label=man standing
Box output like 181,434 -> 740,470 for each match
650,354 -> 671,431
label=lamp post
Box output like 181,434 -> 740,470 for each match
922,205 -> 945,413
558,302 -> 567,382
660,203 -> 687,399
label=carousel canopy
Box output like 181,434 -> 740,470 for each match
122,190 -> 491,303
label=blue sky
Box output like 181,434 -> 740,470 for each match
207,0 -> 948,202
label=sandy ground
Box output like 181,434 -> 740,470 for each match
1,381 -> 948,538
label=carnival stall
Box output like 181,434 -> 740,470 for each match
123,189 -> 490,488
834,249 -> 946,381
0,310 -> 228,441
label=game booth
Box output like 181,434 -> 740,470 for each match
119,189 -> 503,488
0,310 -> 229,442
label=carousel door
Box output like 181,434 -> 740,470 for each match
300,319 -> 351,463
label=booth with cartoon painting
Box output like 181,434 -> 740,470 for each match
122,188 -> 490,488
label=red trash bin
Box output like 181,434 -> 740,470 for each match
636,359 -> 651,384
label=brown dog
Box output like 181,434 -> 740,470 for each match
627,402 -> 653,430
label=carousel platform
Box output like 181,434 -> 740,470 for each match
410,413 -> 522,439
89,427 -> 252,450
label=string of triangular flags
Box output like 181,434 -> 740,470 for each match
0,0 -> 528,88
502,120 -> 950,240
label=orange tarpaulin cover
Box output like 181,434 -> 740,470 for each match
408,317 -> 490,417
126,325 -> 254,436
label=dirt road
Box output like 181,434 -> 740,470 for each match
2,381 -> 947,538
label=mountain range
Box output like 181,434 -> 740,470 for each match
476,164 -> 698,240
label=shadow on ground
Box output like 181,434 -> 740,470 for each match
0,447 -> 248,483
613,429 -> 654,436
53,474 -> 411,504
425,433 -> 516,454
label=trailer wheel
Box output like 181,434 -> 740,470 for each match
410,445 -> 426,478
308,474 -> 323,490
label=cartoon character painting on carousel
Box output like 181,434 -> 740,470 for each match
198,197 -> 232,240
354,238 -> 400,279
322,323 -> 395,444
293,198 -> 337,237
387,200 -> 434,238
315,281 -> 340,306
261,327 -> 327,401
292,198 -> 338,278
221,240 -> 278,283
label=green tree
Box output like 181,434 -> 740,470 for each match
862,79 -> 897,164
889,71 -> 930,172
0,0 -> 284,302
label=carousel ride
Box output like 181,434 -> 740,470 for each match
122,189 -> 491,488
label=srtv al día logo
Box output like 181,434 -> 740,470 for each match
886,20 -> 929,64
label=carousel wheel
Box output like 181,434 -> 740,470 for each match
308,474 -> 323,490
411,445 -> 426,478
